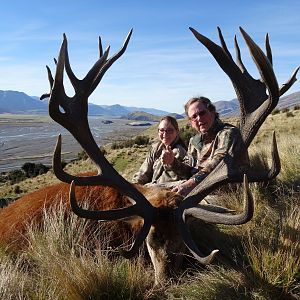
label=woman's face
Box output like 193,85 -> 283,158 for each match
158,120 -> 178,147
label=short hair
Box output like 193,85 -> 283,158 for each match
159,115 -> 179,131
184,96 -> 219,119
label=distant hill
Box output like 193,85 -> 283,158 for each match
122,111 -> 161,122
276,91 -> 300,109
168,113 -> 185,119
0,90 -> 47,114
122,111 -> 185,122
213,91 -> 300,116
214,99 -> 239,117
0,90 -> 171,117
0,89 -> 299,117
99,104 -> 169,116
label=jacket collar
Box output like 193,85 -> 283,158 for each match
191,118 -> 224,148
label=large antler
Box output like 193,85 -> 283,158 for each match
43,31 -> 156,257
189,27 -> 299,147
175,27 -> 298,263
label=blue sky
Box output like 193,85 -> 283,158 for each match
0,0 -> 299,113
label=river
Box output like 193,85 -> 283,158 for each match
0,115 -> 150,172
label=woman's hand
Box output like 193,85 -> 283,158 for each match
161,146 -> 175,166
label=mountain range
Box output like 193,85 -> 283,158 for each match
0,90 -> 299,117
0,90 -> 170,116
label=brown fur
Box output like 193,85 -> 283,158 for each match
0,174 -> 182,248
0,174 -> 185,284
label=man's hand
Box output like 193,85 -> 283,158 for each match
172,179 -> 197,196
161,146 -> 175,166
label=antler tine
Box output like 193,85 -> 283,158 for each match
179,218 -> 220,264
246,131 -> 281,181
48,34 -> 69,125
69,181 -> 139,220
52,134 -> 76,183
40,66 -> 53,100
234,35 -> 247,75
279,66 -> 300,96
265,33 -> 273,66
189,27 -> 240,80
52,134 -> 136,187
63,33 -> 80,91
98,36 -> 103,58
176,175 -> 253,263
176,201 -> 219,264
184,175 -> 254,224
217,27 -> 232,60
63,33 -> 111,99
89,29 -> 133,96
69,181 -> 153,258
46,65 -> 54,88
239,27 -> 279,110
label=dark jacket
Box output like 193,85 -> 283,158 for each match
171,119 -> 249,181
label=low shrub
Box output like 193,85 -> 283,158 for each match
111,135 -> 150,149
21,162 -> 50,178
133,135 -> 150,146
179,124 -> 197,145
6,169 -> 26,184
286,111 -> 294,118
77,150 -> 89,160
271,109 -> 280,115
13,185 -> 22,194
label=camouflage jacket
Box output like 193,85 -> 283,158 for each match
132,136 -> 187,185
171,119 -> 249,181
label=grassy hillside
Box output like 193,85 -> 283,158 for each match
0,108 -> 299,299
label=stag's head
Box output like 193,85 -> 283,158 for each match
41,27 -> 297,285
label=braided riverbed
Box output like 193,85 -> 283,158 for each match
0,115 -> 150,172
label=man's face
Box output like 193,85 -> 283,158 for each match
187,101 -> 215,134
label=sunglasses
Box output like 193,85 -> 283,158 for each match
189,110 -> 207,121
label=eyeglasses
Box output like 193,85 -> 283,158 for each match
189,110 -> 207,121
158,128 -> 175,134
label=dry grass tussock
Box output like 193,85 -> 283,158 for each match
0,201 -> 159,300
